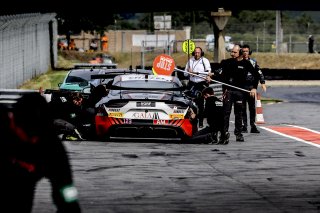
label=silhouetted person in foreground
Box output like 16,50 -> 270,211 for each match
0,93 -> 81,213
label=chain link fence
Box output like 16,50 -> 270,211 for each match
0,13 -> 57,89
224,21 -> 320,53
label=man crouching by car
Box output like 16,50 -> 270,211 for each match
185,86 -> 226,145
50,92 -> 95,140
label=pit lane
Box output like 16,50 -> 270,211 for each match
32,85 -> 320,213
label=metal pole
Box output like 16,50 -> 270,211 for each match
256,35 -> 259,53
263,21 -> 265,52
174,67 -> 250,93
141,41 -> 145,69
276,10 -> 283,54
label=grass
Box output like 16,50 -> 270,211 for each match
55,50 -> 320,70
19,70 -> 68,90
109,52 -> 320,70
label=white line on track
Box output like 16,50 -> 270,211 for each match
259,125 -> 320,148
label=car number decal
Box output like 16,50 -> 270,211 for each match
123,119 -> 132,124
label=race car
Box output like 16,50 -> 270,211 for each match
58,64 -> 118,92
94,73 -> 198,142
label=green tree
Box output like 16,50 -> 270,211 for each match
296,13 -> 314,33
57,12 -> 115,35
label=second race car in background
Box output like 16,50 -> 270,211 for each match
58,64 -> 118,92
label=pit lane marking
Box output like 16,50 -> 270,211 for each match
260,125 -> 320,148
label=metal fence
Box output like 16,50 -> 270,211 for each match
0,13 -> 57,89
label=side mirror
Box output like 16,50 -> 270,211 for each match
82,87 -> 91,94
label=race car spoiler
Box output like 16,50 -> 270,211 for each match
90,70 -> 153,80
73,63 -> 118,69
107,85 -> 185,91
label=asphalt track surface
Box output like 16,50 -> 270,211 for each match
32,84 -> 320,213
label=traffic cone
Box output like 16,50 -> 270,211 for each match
255,93 -> 265,124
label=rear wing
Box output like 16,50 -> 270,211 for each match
108,85 -> 184,91
73,63 -> 117,69
90,70 -> 153,80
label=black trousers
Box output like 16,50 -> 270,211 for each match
242,92 -> 256,129
223,90 -> 244,136
187,81 -> 208,125
53,119 -> 76,135
185,126 -> 212,144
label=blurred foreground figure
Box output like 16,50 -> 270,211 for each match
0,93 -> 81,213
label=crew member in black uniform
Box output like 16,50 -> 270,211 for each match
241,44 -> 267,133
50,92 -> 94,140
200,86 -> 225,144
210,44 -> 259,143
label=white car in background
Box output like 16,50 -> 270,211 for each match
206,34 -> 234,52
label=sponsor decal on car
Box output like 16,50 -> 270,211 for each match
121,74 -> 173,82
169,113 -> 184,119
153,120 -> 169,125
132,112 -> 159,119
173,109 -> 185,114
108,108 -> 121,112
108,112 -> 124,118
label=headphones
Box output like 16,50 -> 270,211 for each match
239,48 -> 243,55
192,47 -> 204,57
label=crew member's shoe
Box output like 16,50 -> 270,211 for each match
74,129 -> 86,140
65,135 -> 79,141
220,132 -> 230,145
207,133 -> 218,144
236,134 -> 245,142
241,126 -> 248,133
250,127 -> 260,133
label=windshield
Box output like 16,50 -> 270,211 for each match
102,58 -> 113,64
65,70 -> 100,83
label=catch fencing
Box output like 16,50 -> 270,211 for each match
0,13 -> 57,89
